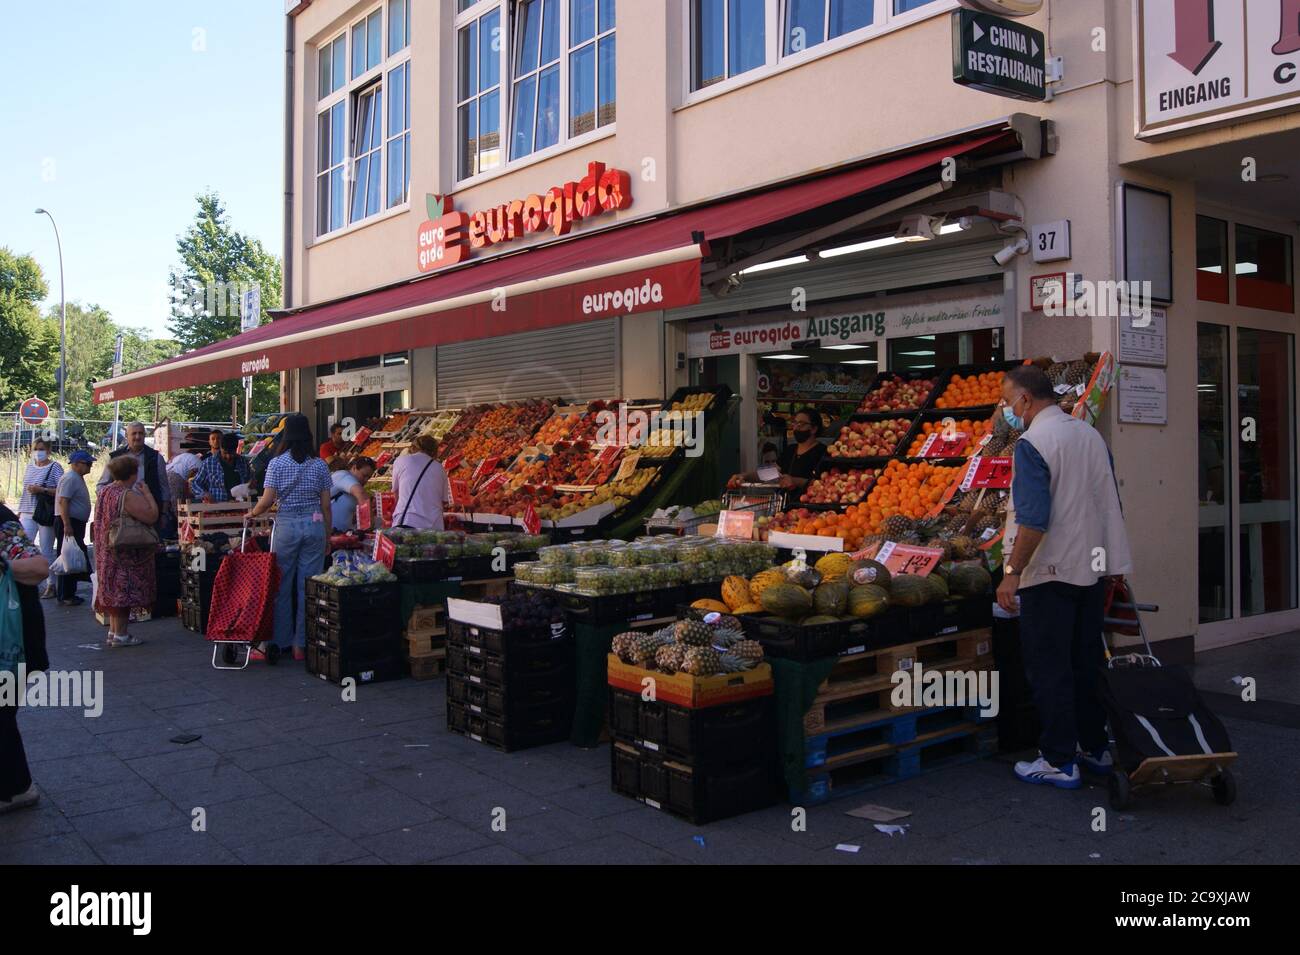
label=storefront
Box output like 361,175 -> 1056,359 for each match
314,353 -> 412,439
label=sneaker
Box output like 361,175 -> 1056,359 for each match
1014,755 -> 1082,790
105,634 -> 144,649
1077,747 -> 1114,775
248,648 -> 268,663
0,784 -> 40,814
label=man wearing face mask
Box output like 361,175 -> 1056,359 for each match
18,439 -> 63,598
996,365 -> 1132,791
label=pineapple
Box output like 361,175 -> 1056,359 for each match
950,535 -> 979,560
973,512 -> 1003,536
674,619 -> 713,647
718,653 -> 753,674
914,516 -> 945,543
733,639 -> 764,662
631,632 -> 668,666
883,514 -> 915,540
611,631 -> 641,662
681,646 -> 721,676
654,643 -> 687,674
712,628 -> 746,650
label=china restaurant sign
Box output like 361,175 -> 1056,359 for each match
418,161 -> 633,273
687,292 -> 1004,358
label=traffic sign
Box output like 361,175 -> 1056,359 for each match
20,397 -> 49,426
952,9 -> 1047,101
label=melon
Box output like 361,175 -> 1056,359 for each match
814,552 -> 855,582
721,575 -> 752,611
890,575 -> 930,609
748,569 -> 787,602
812,581 -> 850,617
733,602 -> 764,615
949,563 -> 993,597
849,559 -> 892,592
924,574 -> 949,604
803,615 -> 841,626
760,582 -> 813,620
691,599 -> 730,614
847,584 -> 890,619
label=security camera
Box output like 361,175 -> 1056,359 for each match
993,238 -> 1030,267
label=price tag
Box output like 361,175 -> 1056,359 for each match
873,541 -> 945,577
714,510 -> 755,540
443,453 -> 463,473
356,501 -> 372,531
353,427 -> 373,447
477,471 -> 509,496
919,431 -> 968,458
378,491 -> 396,527
960,456 -> 1014,492
522,503 -> 541,534
373,532 -> 396,569
373,451 -> 392,470
449,478 -> 470,506
614,453 -> 641,481
471,456 -> 500,486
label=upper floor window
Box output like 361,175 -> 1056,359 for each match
315,3 -> 413,237
691,0 -> 945,93
456,0 -> 617,182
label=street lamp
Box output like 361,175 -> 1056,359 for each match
34,208 -> 66,442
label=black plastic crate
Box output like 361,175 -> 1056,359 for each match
181,601 -> 204,635
304,578 -> 399,611
446,618 -> 569,656
305,617 -> 402,653
446,641 -> 573,688
852,371 -> 942,419
308,599 -> 402,632
447,700 -> 572,752
447,671 -> 575,717
933,596 -> 993,635
394,555 -> 498,583
608,688 -> 774,767
610,742 -> 780,824
554,586 -> 683,626
305,639 -> 405,685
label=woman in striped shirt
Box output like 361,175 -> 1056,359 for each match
249,414 -> 332,661
17,439 -> 63,598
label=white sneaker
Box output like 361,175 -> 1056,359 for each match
1077,747 -> 1114,775
0,784 -> 40,813
1014,755 -> 1082,790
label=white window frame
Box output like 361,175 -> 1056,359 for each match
313,3 -> 412,240
681,0 -> 958,107
453,0 -> 618,188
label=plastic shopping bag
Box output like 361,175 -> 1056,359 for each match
52,541 -> 88,576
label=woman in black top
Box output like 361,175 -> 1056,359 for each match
733,408 -> 828,492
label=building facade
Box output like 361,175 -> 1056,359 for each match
99,0 -> 1300,658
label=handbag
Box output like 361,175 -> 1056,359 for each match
32,465 -> 56,527
107,486 -> 160,551
396,457 -> 436,528
0,563 -> 24,675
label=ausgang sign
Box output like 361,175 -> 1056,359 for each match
1136,0 -> 1300,138
952,8 -> 1047,101
417,161 -> 632,273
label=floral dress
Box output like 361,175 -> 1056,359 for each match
93,484 -> 157,613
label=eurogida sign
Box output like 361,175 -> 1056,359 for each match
687,292 -> 1004,358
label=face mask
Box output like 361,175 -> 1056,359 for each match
34,450 -> 48,462
793,429 -> 813,443
1002,396 -> 1026,431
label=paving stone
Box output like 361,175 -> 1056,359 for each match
124,745 -> 225,781
70,799 -> 191,846
17,726 -> 109,762
222,739 -> 325,772
95,724 -> 193,760
232,829 -> 371,865
0,801 -> 77,844
528,831 -> 682,865
151,761 -> 272,808
27,751 -> 141,793
487,805 -> 612,856
364,818 -> 494,863
201,792 -> 326,850
298,784 -> 438,838
252,757 -> 379,798
367,760 -> 504,806
95,828 -> 242,865
0,830 -> 104,865
44,776 -> 165,818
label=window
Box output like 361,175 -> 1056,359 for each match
318,33 -> 346,98
510,0 -> 562,160
457,1 -> 617,181
693,0 -> 766,90
457,5 -> 503,178
894,0 -> 939,12
316,101 -> 346,235
315,5 -> 412,236
388,0 -> 410,55
570,0 -> 617,136
1236,225 -> 1294,312
352,9 -> 383,79
784,0 -> 873,54
1196,216 -> 1229,304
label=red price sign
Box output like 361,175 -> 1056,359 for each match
919,431 -> 968,458
874,541 -> 945,577
378,491 -> 396,526
594,444 -> 621,465
373,451 -> 392,470
477,471 -> 509,495
522,503 -> 541,534
373,532 -> 396,570
960,456 -> 1013,491
353,427 -> 373,447
449,478 -> 470,506
443,453 -> 463,473
471,456 -> 500,485
356,501 -> 372,531
714,510 -> 755,540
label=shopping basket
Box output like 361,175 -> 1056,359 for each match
206,525 -> 282,670
1099,576 -> 1237,810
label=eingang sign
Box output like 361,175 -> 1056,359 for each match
1136,0 -> 1300,138
417,161 -> 632,273
687,291 -> 1004,358
316,365 -> 412,400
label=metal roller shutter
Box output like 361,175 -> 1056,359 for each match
436,319 -> 619,407
665,239 -> 1006,322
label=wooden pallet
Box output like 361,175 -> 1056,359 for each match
406,604 -> 446,634
407,629 -> 447,655
408,649 -> 448,681
179,502 -> 272,539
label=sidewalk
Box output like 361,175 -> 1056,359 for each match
3,603 -> 1296,865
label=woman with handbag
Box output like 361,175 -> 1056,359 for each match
17,439 -> 63,599
248,414 -> 332,661
0,502 -> 49,813
391,433 -> 447,530
92,455 -> 159,648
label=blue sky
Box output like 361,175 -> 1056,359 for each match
0,1 -> 285,337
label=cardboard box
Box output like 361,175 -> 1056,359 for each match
607,655 -> 774,709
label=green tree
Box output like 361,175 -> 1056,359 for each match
167,192 -> 282,422
116,329 -> 183,425
42,301 -> 117,420
0,248 -> 59,412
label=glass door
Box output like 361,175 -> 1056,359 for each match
1197,324 -> 1231,623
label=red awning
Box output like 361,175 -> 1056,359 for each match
94,132 -> 1009,404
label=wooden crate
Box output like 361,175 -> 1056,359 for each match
408,648 -> 447,681
406,604 -> 446,634
407,629 -> 446,655
179,502 -> 272,539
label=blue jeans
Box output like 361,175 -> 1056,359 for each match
271,512 -> 327,650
